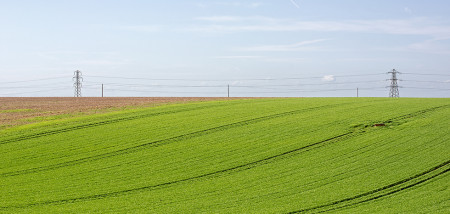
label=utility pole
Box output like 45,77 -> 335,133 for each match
357,88 -> 359,97
73,70 -> 83,97
387,69 -> 400,98
227,84 -> 230,97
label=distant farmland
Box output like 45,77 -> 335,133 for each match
0,97 -> 247,129
0,98 -> 449,213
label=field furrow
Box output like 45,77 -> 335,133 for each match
4,99 -> 370,178
289,160 -> 450,213
1,98 -> 448,213
0,101 -> 239,145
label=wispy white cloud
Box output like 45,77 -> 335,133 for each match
376,37 -> 450,54
236,39 -> 329,52
120,25 -> 162,33
36,51 -> 120,60
35,51 -> 131,67
212,55 -> 263,59
209,54 -> 313,65
248,2 -> 263,8
212,55 -> 310,63
265,57 -> 307,63
196,2 -> 264,8
407,39 -> 446,53
407,38 -> 450,54
195,16 -> 279,23
290,0 -> 300,9
191,16 -> 450,38
196,16 -> 244,22
195,3 -> 207,8
77,59 -> 131,66
37,53 -> 59,60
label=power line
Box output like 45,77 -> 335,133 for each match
403,87 -> 450,91
234,89 -> 384,94
402,72 -> 450,76
254,87 -> 385,92
84,73 -> 385,82
0,87 -> 70,96
233,80 -> 384,87
98,87 -> 384,94
401,80 -> 450,84
104,88 -> 222,94
82,80 -> 384,89
0,84 -> 72,89
1,71 -> 447,97
83,82 -> 227,88
0,76 -> 70,84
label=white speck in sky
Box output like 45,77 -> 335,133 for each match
322,75 -> 336,82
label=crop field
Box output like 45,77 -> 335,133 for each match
0,98 -> 449,213
0,97 -> 243,129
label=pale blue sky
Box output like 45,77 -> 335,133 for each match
1,0 -> 449,97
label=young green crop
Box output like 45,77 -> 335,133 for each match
0,98 -> 449,213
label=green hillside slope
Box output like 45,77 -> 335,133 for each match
1,98 -> 449,213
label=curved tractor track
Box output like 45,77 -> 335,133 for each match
0,103 -> 348,177
0,103 -> 231,145
1,104 -> 447,210
288,160 -> 450,213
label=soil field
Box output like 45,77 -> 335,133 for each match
0,97 -> 253,129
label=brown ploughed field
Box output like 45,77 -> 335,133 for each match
0,97 -> 251,129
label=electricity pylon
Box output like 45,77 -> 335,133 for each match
387,69 -> 400,98
73,70 -> 83,97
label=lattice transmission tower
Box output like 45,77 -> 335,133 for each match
387,69 -> 400,97
73,70 -> 83,97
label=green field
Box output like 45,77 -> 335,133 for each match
1,98 -> 449,213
